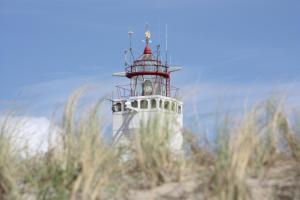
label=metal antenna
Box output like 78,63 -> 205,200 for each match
158,21 -> 162,48
128,30 -> 134,62
165,24 -> 168,52
128,30 -> 133,50
156,44 -> 160,62
165,24 -> 168,65
124,49 -> 128,66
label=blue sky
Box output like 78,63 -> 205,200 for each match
1,0 -> 300,124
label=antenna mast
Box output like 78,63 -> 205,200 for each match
156,44 -> 160,62
165,24 -> 168,65
128,30 -> 134,63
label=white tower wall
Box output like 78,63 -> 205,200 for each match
112,95 -> 183,151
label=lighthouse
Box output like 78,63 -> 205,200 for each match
112,29 -> 183,151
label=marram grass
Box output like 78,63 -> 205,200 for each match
0,92 -> 299,200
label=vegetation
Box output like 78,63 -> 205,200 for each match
0,91 -> 299,200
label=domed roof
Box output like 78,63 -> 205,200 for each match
143,44 -> 152,54
133,50 -> 161,66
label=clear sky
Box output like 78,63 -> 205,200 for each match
1,0 -> 300,122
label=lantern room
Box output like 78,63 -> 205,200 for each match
113,29 -> 181,99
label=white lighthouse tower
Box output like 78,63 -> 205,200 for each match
112,29 -> 183,151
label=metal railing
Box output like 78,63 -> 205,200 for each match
114,84 -> 180,99
125,65 -> 168,74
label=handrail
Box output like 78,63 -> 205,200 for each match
114,84 -> 179,99
126,65 -> 168,73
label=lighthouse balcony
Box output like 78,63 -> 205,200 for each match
125,64 -> 169,78
112,95 -> 183,115
126,64 -> 168,73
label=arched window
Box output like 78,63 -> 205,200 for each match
113,102 -> 122,112
123,101 -> 129,111
140,100 -> 148,109
178,105 -> 182,114
131,100 -> 138,108
151,99 -> 156,109
164,101 -> 170,110
159,100 -> 163,108
171,102 -> 176,111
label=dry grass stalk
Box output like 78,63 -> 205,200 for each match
0,91 -> 299,199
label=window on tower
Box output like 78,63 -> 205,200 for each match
171,102 -> 176,112
123,101 -> 129,111
131,100 -> 138,108
178,105 -> 182,114
112,102 -> 122,112
151,99 -> 156,109
164,101 -> 170,110
140,100 -> 148,109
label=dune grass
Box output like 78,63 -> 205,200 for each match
0,92 -> 299,200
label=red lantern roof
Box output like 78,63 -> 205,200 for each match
143,44 -> 152,54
